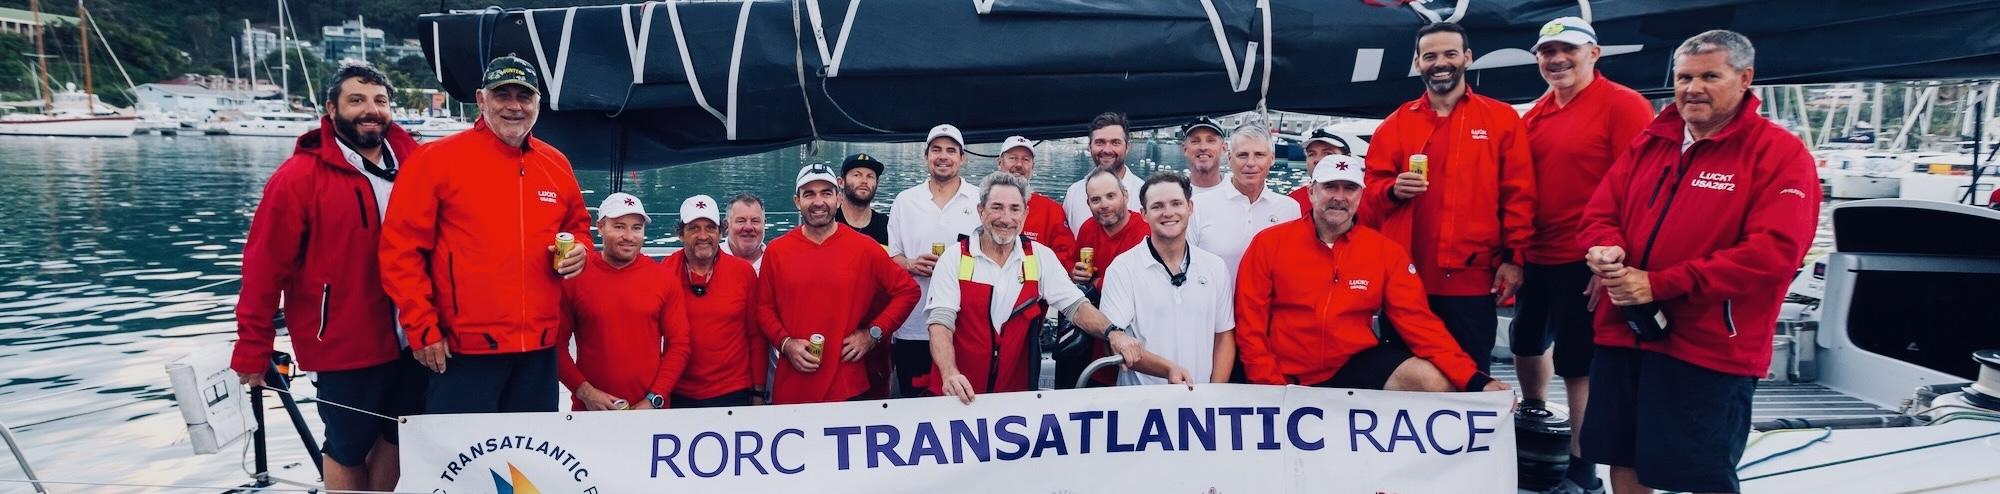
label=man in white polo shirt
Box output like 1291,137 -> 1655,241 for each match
884,123 -> 982,398
1188,122 -> 1302,278
1064,112 -> 1146,234
1100,172 -> 1231,385
1181,116 -> 1229,196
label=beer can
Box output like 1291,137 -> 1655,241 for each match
1078,247 -> 1096,273
554,232 -> 576,271
1409,154 -> 1429,179
807,334 -> 825,359
930,242 -> 947,257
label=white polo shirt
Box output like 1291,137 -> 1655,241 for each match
1187,184 -> 1300,279
720,241 -> 765,273
1063,167 -> 1146,235
1098,240 -> 1233,386
923,235 -> 1085,332
886,177 -> 982,340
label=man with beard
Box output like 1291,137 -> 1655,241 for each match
926,173 -> 1150,403
1287,129 -> 1352,217
1181,117 -> 1229,196
1188,122 -> 1301,279
1364,22 -> 1536,373
997,135 -> 1077,267
382,56 -> 593,414
1100,172 -> 1232,385
1236,154 -> 1506,394
233,63 -> 422,492
1578,31 -> 1819,494
555,193 -> 692,412
665,195 -> 767,408
1514,17 -> 1654,494
884,124 -> 983,397
1060,169 -> 1150,388
1064,112 -> 1147,235
721,193 -> 768,272
837,153 -> 891,246
758,164 -> 921,404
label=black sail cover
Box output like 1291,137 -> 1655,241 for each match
420,0 -> 2000,170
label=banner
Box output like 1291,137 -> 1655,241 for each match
399,384 -> 1516,493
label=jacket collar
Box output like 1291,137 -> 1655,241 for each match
1645,91 -> 1766,144
1406,85 -> 1482,115
297,115 -> 420,175
468,116 -> 538,156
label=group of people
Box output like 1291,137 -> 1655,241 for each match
231,17 -> 1818,494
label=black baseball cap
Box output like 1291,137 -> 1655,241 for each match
481,55 -> 542,95
841,153 -> 885,175
1182,116 -> 1223,136
1306,129 -> 1350,151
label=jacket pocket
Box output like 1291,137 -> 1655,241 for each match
316,283 -> 331,341
1722,299 -> 1738,337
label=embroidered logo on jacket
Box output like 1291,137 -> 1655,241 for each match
1348,279 -> 1371,291
537,190 -> 559,204
1469,129 -> 1489,140
1690,171 -> 1737,192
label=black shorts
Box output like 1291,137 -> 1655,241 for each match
892,338 -> 934,398
673,389 -> 756,409
314,351 -> 427,466
424,348 -> 558,414
1510,262 -> 1597,378
1580,346 -> 1756,493
1307,345 -> 1415,390
1386,295 -> 1498,374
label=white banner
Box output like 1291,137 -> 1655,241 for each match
399,384 -> 1517,493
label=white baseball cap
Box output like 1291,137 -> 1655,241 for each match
1532,17 -> 1597,51
679,194 -> 720,227
1311,155 -> 1366,186
597,192 -> 649,223
926,123 -> 965,148
795,162 -> 840,190
1000,135 -> 1034,156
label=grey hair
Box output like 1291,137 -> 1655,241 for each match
979,172 -> 1034,205
1674,30 -> 1755,72
1229,122 -> 1274,153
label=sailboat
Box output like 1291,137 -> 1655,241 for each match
0,0 -> 136,138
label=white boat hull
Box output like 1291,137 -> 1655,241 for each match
0,116 -> 139,137
213,121 -> 318,138
1827,170 -> 1903,199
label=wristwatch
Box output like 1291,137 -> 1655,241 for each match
644,391 -> 667,409
867,325 -> 884,341
1105,325 -> 1128,338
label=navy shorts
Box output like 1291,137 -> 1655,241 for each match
1580,346 -> 1756,493
1307,345 -> 1415,390
424,348 -> 558,414
314,351 -> 427,466
1509,262 -> 1597,378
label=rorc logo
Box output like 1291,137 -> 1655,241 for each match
435,436 -> 599,493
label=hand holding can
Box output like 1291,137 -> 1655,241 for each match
807,334 -> 826,359
1409,154 -> 1429,179
554,232 -> 576,271
1078,247 -> 1097,275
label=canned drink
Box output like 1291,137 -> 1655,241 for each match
1078,247 -> 1096,274
1409,154 -> 1429,179
807,334 -> 825,359
611,399 -> 630,410
930,242 -> 947,257
554,232 -> 577,271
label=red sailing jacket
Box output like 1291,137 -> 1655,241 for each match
1579,94 -> 1821,377
929,236 -> 1046,395
233,118 -> 419,374
1024,193 -> 1078,267
1234,220 -> 1494,391
1364,89 -> 1536,278
379,118 -> 594,355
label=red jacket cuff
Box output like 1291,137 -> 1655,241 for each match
405,324 -> 443,349
230,348 -> 271,375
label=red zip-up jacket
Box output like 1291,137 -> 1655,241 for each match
556,254 -> 691,410
1024,193 -> 1078,267
663,251 -> 766,401
757,226 -> 921,404
1364,89 -> 1536,279
233,118 -> 419,374
1235,220 -> 1494,391
380,118 -> 593,355
1578,94 -> 1821,377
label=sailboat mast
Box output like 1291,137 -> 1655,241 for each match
79,0 -> 93,114
244,19 -> 255,96
30,0 -> 51,110
276,0 -> 287,106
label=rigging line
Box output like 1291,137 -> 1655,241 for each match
258,386 -> 404,424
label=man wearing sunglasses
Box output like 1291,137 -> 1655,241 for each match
664,194 -> 768,407
1099,172 -> 1230,385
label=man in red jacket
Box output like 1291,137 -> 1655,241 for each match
1515,16 -> 1655,494
758,164 -> 922,404
1576,31 -> 1821,494
1237,154 -> 1505,393
380,56 -> 594,414
555,193 -> 691,412
997,135 -> 1078,267
1365,22 -> 1536,373
232,64 -> 422,492
666,195 -> 767,407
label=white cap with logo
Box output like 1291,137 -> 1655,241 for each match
597,192 -> 649,223
927,123 -> 965,147
1000,135 -> 1034,156
795,162 -> 840,190
679,194 -> 720,226
1311,155 -> 1367,186
1533,16 -> 1597,51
